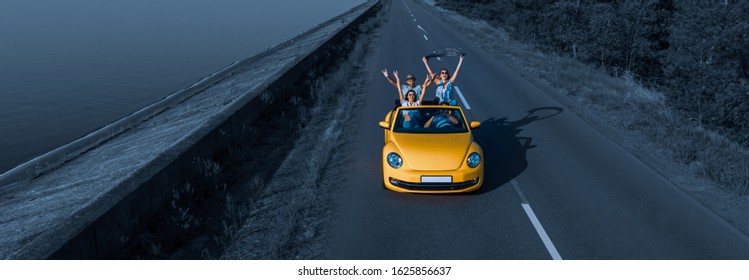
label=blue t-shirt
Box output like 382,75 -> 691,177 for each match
435,81 -> 456,105
431,115 -> 454,128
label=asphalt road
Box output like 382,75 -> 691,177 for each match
326,0 -> 749,259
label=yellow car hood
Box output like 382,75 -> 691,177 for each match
392,133 -> 472,171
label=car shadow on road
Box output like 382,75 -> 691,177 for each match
470,106 -> 564,195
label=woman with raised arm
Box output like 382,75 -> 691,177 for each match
422,55 -> 464,106
394,71 -> 430,106
393,71 -> 430,128
382,68 -> 430,101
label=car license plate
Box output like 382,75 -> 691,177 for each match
421,176 -> 452,183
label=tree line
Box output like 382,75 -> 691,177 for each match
436,0 -> 749,146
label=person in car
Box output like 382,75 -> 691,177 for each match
422,55 -> 464,106
424,102 -> 459,128
394,71 -> 429,106
393,71 -> 429,128
382,68 -> 431,102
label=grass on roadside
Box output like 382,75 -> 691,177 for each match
219,8 -> 383,259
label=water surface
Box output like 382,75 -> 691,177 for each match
0,0 -> 364,173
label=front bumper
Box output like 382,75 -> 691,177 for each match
383,168 -> 483,193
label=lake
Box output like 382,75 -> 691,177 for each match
0,0 -> 365,173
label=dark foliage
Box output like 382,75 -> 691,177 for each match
436,0 -> 749,146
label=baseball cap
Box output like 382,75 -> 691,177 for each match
406,74 -> 415,80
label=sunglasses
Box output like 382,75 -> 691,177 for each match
440,72 -> 448,75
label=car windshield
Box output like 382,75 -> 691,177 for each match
393,107 -> 468,133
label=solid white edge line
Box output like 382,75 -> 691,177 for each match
453,86 -> 471,110
511,180 -> 563,260
423,34 -> 428,40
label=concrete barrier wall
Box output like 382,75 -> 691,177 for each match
0,0 -> 381,259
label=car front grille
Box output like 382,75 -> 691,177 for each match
388,177 -> 479,191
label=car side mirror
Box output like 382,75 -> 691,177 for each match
379,121 -> 390,129
470,121 -> 481,129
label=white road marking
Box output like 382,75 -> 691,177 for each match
413,18 -> 416,22
436,57 -> 441,61
511,180 -> 563,260
453,86 -> 470,110
417,25 -> 428,34
423,34 -> 428,41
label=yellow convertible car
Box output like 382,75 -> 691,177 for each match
378,105 -> 483,193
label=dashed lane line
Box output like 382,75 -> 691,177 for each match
417,25 -> 428,34
511,180 -> 563,260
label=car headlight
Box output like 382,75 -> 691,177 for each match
467,152 -> 481,168
387,152 -> 402,169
